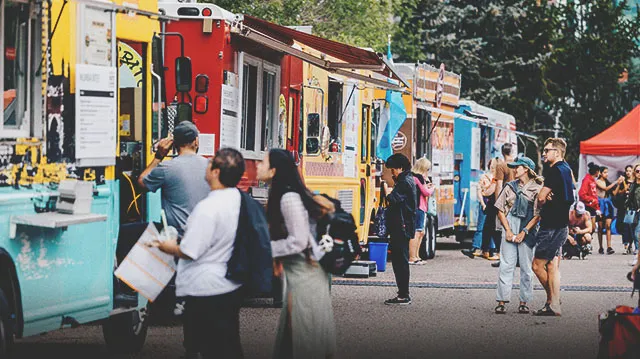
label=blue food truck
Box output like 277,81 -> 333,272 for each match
453,100 -> 537,243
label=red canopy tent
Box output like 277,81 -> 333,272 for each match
578,105 -> 640,181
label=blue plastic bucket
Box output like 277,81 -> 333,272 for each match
369,242 -> 389,272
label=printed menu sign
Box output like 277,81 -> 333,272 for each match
75,64 -> 118,166
219,84 -> 239,148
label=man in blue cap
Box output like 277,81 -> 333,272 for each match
138,121 -> 211,318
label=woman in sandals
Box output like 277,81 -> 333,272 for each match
493,156 -> 542,315
410,157 -> 435,264
257,149 -> 337,359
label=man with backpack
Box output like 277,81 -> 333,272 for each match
382,153 -> 417,305
154,148 -> 264,359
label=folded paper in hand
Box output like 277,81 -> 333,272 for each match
114,223 -> 177,302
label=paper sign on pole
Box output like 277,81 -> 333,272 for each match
197,134 -> 215,156
114,223 -> 177,302
75,64 -> 118,167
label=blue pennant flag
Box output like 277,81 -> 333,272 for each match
376,90 -> 407,162
376,35 -> 407,161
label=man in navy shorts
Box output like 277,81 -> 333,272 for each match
532,138 -> 574,316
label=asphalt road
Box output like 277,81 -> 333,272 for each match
12,235 -> 639,359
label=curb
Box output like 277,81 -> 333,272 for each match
332,279 -> 633,293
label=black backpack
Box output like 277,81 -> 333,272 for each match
226,190 -> 273,296
315,194 -> 361,275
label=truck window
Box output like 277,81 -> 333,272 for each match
241,63 -> 258,151
371,103 -> 380,160
361,104 -> 369,163
261,70 -> 276,150
3,1 -> 41,136
416,108 -> 430,159
240,56 -> 280,154
327,81 -> 343,152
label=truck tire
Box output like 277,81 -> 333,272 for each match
0,288 -> 14,357
425,233 -> 437,259
102,305 -> 149,354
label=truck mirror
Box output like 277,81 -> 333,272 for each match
175,102 -> 192,124
175,57 -> 192,92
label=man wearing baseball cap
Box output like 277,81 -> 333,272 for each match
138,121 -> 211,238
138,121 -> 211,319
564,201 -> 593,259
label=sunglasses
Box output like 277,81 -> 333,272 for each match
635,169 -> 640,174
542,148 -> 557,153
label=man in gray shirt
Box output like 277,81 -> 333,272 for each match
138,121 -> 211,237
137,121 -> 211,317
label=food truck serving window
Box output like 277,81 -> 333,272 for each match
240,55 -> 280,157
1,1 -> 43,138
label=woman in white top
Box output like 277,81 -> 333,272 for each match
257,149 -> 337,359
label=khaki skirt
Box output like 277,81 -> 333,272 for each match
273,254 -> 337,359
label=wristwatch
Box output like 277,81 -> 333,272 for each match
521,228 -> 529,235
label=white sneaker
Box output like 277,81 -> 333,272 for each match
631,257 -> 638,267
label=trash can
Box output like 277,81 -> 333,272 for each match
368,242 -> 389,272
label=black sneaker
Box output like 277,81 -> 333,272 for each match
491,261 -> 500,268
384,296 -> 412,305
599,247 -> 605,255
607,247 -> 615,255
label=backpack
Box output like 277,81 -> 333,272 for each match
314,194 -> 361,275
373,185 -> 389,238
226,190 -> 273,296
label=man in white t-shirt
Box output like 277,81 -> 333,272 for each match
155,148 -> 245,359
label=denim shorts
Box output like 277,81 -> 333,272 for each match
535,227 -> 568,261
415,209 -> 426,232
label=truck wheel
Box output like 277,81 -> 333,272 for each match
0,288 -> 14,357
426,234 -> 437,259
102,305 -> 149,354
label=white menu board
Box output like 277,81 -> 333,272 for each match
220,84 -> 240,148
75,64 -> 118,166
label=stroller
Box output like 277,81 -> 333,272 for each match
597,269 -> 640,358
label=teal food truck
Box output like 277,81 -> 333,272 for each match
0,0 -> 183,354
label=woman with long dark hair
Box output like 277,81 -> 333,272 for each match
256,149 -> 336,359
596,166 -> 623,255
625,163 -> 640,264
614,165 -> 636,254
